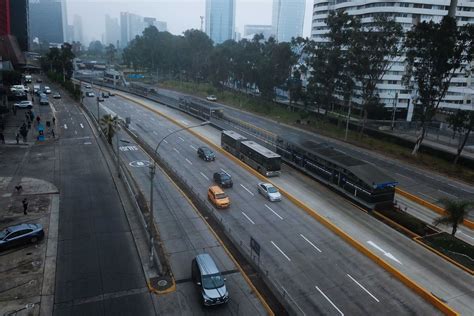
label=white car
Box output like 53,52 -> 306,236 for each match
206,95 -> 217,101
14,100 -> 33,109
257,182 -> 282,202
85,84 -> 92,89
86,92 -> 95,97
44,87 -> 51,94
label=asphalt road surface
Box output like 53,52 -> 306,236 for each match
82,89 -> 442,315
50,84 -> 156,315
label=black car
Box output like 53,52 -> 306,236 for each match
197,146 -> 215,161
0,223 -> 44,250
213,171 -> 233,188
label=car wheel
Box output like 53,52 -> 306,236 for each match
30,237 -> 38,243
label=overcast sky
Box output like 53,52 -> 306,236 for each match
65,0 -> 314,44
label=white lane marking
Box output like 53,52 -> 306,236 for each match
74,131 -> 78,135
417,192 -> 436,201
64,124 -> 68,129
265,204 -> 283,220
367,241 -> 402,265
153,131 -> 158,136
190,145 -> 197,150
315,286 -> 344,316
185,158 -> 193,165
299,234 -> 322,253
240,184 -> 254,196
347,274 -> 380,302
241,211 -> 255,225
220,168 -> 230,175
163,139 -> 168,144
200,172 -> 209,180
395,173 -> 413,181
168,128 -> 173,133
150,118 -> 156,121
80,123 -> 84,128
438,189 -> 457,198
458,230 -> 474,240
271,241 -> 291,262
178,136 -> 185,142
84,142 -> 92,145
448,183 -> 474,194
173,147 -> 180,154
181,120 -> 190,126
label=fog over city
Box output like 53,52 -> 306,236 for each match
66,0 -> 314,43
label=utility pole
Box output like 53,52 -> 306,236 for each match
391,92 -> 398,130
344,100 -> 352,141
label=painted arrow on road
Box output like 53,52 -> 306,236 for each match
367,241 -> 402,265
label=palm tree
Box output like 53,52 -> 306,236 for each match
99,114 -> 119,145
433,198 -> 472,236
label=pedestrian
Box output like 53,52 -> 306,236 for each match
52,116 -> 56,125
22,198 -> 28,215
0,132 -> 4,144
36,116 -> 40,124
25,113 -> 30,122
15,132 -> 20,144
51,128 -> 55,138
27,121 -> 31,129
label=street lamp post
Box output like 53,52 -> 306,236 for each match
148,121 -> 210,269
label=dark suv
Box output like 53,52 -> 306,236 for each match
213,171 -> 233,188
197,146 -> 215,161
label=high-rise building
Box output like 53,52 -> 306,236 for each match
105,15 -> 120,46
272,0 -> 305,43
29,0 -> 64,44
9,0 -> 29,51
205,0 -> 236,44
311,0 -> 474,116
0,0 -> 11,36
120,12 -> 145,48
143,17 -> 168,32
244,25 -> 273,40
72,14 -> 83,44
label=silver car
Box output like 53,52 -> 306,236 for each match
257,182 -> 282,202
192,253 -> 229,306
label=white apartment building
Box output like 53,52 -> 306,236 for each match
311,0 -> 474,120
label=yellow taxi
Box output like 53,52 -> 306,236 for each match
208,186 -> 230,209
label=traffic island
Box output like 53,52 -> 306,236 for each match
148,275 -> 176,294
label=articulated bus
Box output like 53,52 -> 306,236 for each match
221,130 -> 281,177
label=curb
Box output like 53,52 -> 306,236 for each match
396,188 -> 474,230
113,90 -> 459,316
413,236 -> 474,276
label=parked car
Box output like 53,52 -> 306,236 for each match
14,100 -> 33,109
206,95 -> 217,102
257,182 -> 282,202
197,146 -> 215,161
0,223 -> 44,251
208,186 -> 230,209
192,253 -> 229,306
85,92 -> 95,97
52,92 -> 61,99
213,171 -> 233,188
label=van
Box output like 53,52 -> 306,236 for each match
208,186 -> 230,208
191,253 -> 229,306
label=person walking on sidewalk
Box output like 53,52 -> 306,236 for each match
52,116 -> 56,125
51,128 -> 55,138
22,198 -> 28,215
15,132 -> 20,144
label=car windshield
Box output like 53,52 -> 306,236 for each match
0,229 -> 7,239
267,186 -> 278,193
202,273 -> 225,289
220,174 -> 230,181
215,193 -> 227,199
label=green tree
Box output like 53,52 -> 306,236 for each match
100,114 -> 119,145
105,44 -> 117,65
88,40 -> 104,56
447,110 -> 474,164
434,198 -> 472,236
403,17 -> 473,155
352,15 -> 403,133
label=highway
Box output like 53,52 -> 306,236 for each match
157,89 -> 474,213
81,87 -> 446,315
